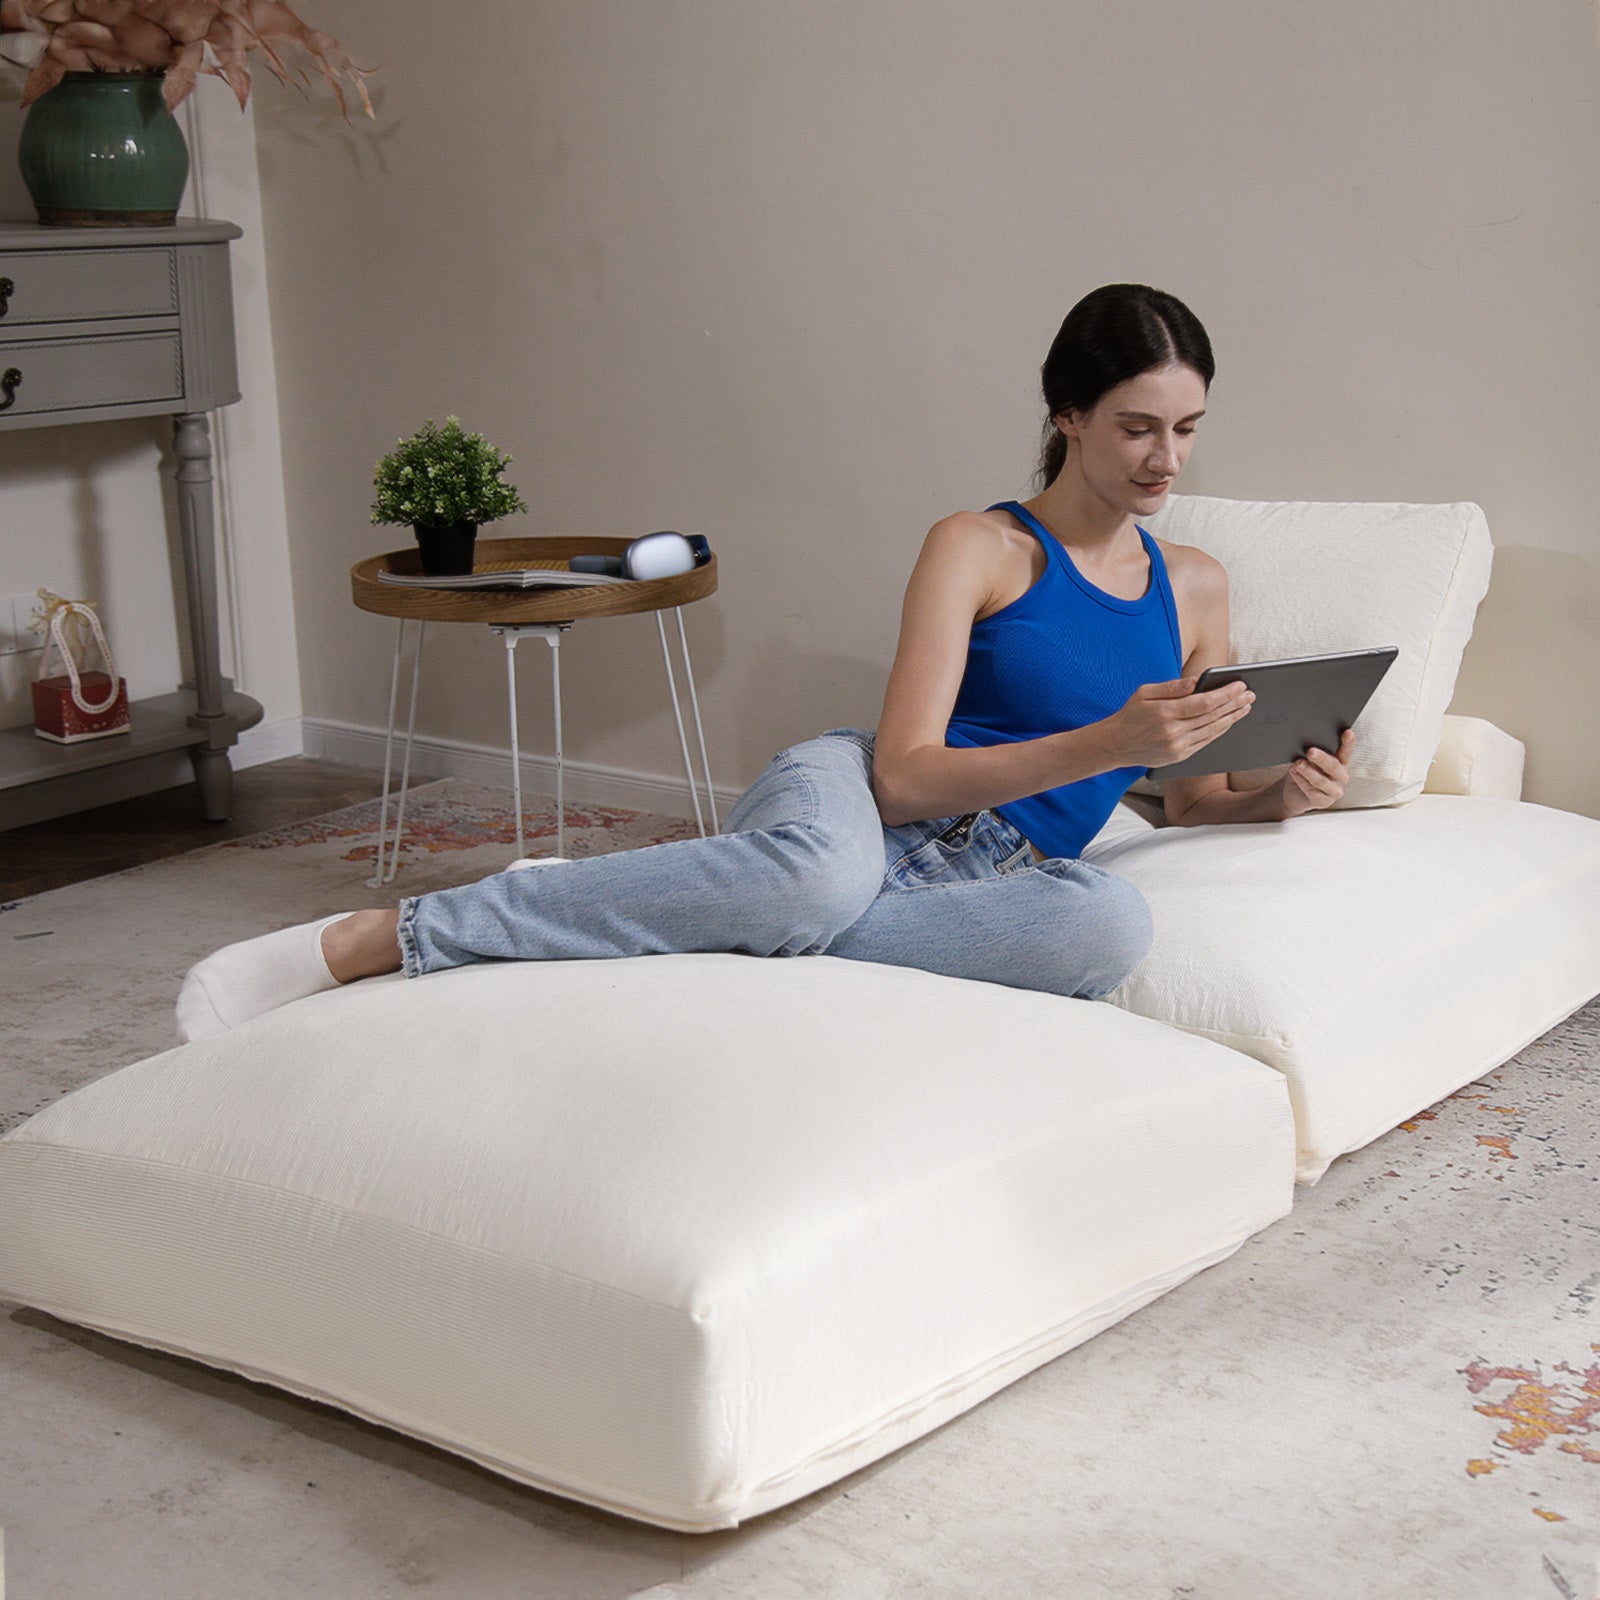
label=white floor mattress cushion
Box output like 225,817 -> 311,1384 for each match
1087,796 -> 1600,1183
0,954 -> 1294,1531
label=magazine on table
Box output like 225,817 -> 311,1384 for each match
376,567 -> 632,591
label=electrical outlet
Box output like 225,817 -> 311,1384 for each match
0,594 -> 45,656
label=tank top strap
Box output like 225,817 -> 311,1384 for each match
1137,527 -> 1186,666
986,500 -> 1067,567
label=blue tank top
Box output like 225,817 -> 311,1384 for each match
945,500 -> 1185,859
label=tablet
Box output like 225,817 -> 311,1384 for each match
1149,647 -> 1399,781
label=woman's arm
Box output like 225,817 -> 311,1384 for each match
872,515 -> 1252,827
1161,548 -> 1355,825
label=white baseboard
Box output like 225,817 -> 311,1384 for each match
234,716 -> 305,769
302,717 -> 741,823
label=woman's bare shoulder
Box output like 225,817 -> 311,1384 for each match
928,506 -> 1023,537
923,507 -> 1036,560
1152,534 -> 1228,601
907,509 -> 1039,619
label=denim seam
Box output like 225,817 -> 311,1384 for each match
884,814 -> 978,879
878,857 -> 1090,898
887,813 -> 1038,888
396,895 -> 424,978
771,753 -> 822,829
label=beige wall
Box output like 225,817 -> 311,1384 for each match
246,2 -> 1600,819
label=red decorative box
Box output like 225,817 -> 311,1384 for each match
32,672 -> 131,743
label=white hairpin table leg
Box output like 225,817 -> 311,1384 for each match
367,619 -> 405,890
493,623 -> 571,861
369,618 -> 425,888
547,629 -> 565,858
655,606 -> 717,836
502,629 -> 525,862
674,605 -> 718,833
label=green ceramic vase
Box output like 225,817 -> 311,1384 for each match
19,71 -> 190,226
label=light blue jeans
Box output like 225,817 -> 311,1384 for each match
397,730 -> 1152,1000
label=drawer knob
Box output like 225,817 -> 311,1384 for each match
0,368 -> 20,412
0,278 -> 11,318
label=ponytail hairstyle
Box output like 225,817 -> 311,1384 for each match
1035,284 -> 1215,491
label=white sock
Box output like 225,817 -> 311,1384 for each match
506,855 -> 568,871
175,914 -> 350,1043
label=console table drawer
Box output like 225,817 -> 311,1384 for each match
0,247 -> 178,326
0,331 -> 183,416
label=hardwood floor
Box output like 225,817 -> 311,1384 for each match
0,758 -> 413,901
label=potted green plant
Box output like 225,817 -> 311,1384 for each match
371,417 -> 530,576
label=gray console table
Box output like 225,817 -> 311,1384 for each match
0,217 -> 260,827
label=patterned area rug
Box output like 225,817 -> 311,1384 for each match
1,780 -> 1597,1598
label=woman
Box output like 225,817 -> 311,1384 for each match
177,284 -> 1353,1041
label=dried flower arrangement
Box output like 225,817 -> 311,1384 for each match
0,0 -> 371,115
372,419 -> 530,531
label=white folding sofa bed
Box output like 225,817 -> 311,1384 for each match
2,495 -> 1596,1532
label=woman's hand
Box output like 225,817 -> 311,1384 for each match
1273,729 -> 1355,817
1098,676 -> 1255,771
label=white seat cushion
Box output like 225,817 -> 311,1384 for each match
1139,496 -> 1493,808
1086,796 -> 1600,1182
0,954 -> 1293,1531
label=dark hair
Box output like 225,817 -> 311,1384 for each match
1035,284 -> 1215,490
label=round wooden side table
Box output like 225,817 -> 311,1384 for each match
350,537 -> 720,880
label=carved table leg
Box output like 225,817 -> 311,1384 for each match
174,411 -> 237,820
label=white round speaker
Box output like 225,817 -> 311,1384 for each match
626,531 -> 700,580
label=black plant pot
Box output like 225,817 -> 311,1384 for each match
413,520 -> 478,577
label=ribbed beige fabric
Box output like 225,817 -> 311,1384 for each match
0,955 -> 1294,1531
1137,496 -> 1494,809
1090,795 -> 1600,1182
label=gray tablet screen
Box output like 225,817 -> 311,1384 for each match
1149,647 -> 1399,781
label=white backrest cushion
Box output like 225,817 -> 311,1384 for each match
1140,496 -> 1493,808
